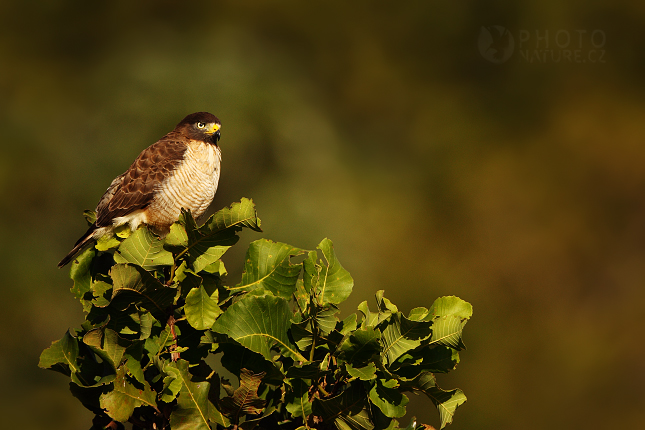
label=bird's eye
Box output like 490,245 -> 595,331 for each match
197,122 -> 206,129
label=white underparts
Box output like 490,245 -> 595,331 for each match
147,141 -> 221,226
92,140 -> 221,240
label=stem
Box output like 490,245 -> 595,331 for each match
309,327 -> 317,362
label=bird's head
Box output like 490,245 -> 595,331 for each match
176,112 -> 221,144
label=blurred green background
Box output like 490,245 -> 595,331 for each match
2,1 -> 644,429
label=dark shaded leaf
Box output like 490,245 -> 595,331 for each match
83,327 -> 129,370
399,371 -> 466,429
312,383 -> 373,430
220,368 -> 266,422
339,327 -> 381,365
109,263 -> 174,320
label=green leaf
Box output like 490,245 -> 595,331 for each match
375,290 -> 398,314
305,238 -> 354,305
185,285 -> 222,330
285,379 -> 312,419
346,363 -> 377,381
313,383 -> 374,430
161,373 -> 183,403
187,228 -> 240,273
428,296 -> 473,351
113,226 -> 174,270
381,313 -> 433,366
286,361 -> 327,379
430,389 -> 467,429
168,359 -> 211,430
110,263 -> 175,320
99,364 -> 156,423
368,379 -> 409,419
95,234 -> 121,251
394,346 -> 460,376
220,368 -> 266,422
400,371 -> 467,429
83,209 -> 96,225
173,261 -> 203,298
316,305 -> 340,335
201,197 -> 262,234
231,239 -> 304,298
168,199 -> 262,273
212,295 -> 306,361
90,279 -> 112,308
124,355 -> 145,384
38,330 -> 80,376
70,246 -> 94,301
357,300 -> 392,328
218,343 -> 284,386
165,220 -> 189,251
339,327 -> 381,365
82,328 -> 128,370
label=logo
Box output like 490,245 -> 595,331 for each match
478,25 -> 515,64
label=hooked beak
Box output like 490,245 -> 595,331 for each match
214,129 -> 221,142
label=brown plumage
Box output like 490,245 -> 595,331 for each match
58,112 -> 222,268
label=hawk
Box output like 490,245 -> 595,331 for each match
58,112 -> 222,268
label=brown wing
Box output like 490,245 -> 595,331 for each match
95,135 -> 188,227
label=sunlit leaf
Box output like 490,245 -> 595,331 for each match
99,364 -> 156,423
167,359 -> 211,430
114,226 -> 174,270
428,296 -> 473,351
185,285 -> 221,330
368,378 -> 409,418
201,197 -> 262,234
70,246 -> 94,302
212,295 -> 306,361
400,371 -> 466,429
231,239 -> 304,298
38,330 -> 80,377
381,313 -> 433,365
305,238 -> 353,305
346,362 -> 377,381
285,379 -> 312,419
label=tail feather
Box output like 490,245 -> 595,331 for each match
58,226 -> 97,268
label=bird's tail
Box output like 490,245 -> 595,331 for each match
58,226 -> 97,268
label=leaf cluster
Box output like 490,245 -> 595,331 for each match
41,198 -> 472,430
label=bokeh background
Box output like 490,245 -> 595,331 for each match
2,1 -> 644,429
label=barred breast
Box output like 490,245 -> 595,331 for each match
145,140 -> 221,234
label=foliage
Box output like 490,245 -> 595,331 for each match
41,198 -> 472,430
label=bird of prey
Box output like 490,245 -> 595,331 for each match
58,112 -> 222,268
